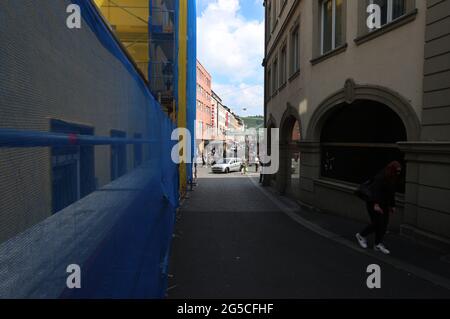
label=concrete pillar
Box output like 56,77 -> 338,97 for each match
297,142 -> 321,206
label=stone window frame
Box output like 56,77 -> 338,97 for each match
311,0 -> 348,65
272,57 -> 279,97
279,0 -> 288,18
320,0 -> 346,55
289,18 -> 301,78
267,66 -> 272,101
272,0 -> 278,31
279,40 -> 288,90
267,1 -> 272,35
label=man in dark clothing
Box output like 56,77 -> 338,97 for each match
356,161 -> 402,255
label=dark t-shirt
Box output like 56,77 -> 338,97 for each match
368,170 -> 397,209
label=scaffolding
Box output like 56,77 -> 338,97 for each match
93,0 -> 176,115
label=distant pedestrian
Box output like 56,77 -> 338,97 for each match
259,155 -> 265,183
255,156 -> 260,173
241,160 -> 248,175
355,161 -> 402,255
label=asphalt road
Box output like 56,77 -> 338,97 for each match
168,168 -> 450,298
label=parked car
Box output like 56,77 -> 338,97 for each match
211,158 -> 243,174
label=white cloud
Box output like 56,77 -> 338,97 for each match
197,0 -> 265,115
197,0 -> 265,83
213,82 -> 264,117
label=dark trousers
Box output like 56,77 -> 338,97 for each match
360,202 -> 390,245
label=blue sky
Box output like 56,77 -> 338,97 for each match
196,0 -> 265,116
197,0 -> 264,23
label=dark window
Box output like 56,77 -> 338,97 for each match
370,0 -> 406,28
111,130 -> 127,181
280,45 -> 287,85
320,100 -> 406,192
272,58 -> 278,93
290,26 -> 300,74
392,0 -> 406,20
51,120 -> 95,213
134,133 -> 143,168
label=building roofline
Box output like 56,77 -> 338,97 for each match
211,90 -> 222,102
196,59 -> 212,78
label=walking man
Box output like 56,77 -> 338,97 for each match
356,161 -> 402,255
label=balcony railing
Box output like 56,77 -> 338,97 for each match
149,62 -> 174,112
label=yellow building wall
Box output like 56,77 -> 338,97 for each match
94,0 -> 150,79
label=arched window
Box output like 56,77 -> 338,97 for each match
320,100 -> 406,191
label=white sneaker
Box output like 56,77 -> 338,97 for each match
374,243 -> 390,255
356,233 -> 368,249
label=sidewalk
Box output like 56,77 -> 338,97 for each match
257,177 -> 450,290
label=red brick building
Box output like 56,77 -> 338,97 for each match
196,60 -> 213,143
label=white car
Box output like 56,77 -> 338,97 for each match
211,158 -> 243,174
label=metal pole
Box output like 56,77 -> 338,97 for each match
0,129 -> 156,148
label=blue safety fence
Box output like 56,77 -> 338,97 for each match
68,0 -> 179,298
0,0 -> 182,298
187,0 -> 197,183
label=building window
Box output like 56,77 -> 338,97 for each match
290,25 -> 300,75
321,0 -> 344,54
267,2 -> 272,34
272,0 -> 277,30
369,0 -> 406,28
272,58 -> 278,94
267,68 -> 272,97
280,45 -> 287,85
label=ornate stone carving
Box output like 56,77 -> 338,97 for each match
344,78 -> 356,104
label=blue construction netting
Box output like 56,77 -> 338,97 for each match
62,0 -> 180,298
187,0 -> 197,182
0,0 -> 190,299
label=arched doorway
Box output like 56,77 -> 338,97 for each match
264,115 -> 277,187
280,108 -> 302,198
320,100 -> 407,191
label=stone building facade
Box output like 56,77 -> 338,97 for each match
263,0 -> 450,244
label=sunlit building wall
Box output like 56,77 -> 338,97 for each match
94,0 -> 150,79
